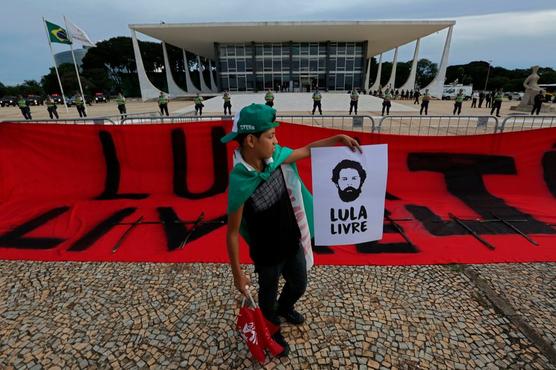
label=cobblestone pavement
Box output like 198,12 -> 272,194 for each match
1,261 -> 555,369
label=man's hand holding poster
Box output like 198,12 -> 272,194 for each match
311,145 -> 388,246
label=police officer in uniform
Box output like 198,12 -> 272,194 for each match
116,93 -> 127,119
74,94 -> 87,117
349,88 -> 359,115
223,90 -> 232,115
17,95 -> 32,120
381,89 -> 392,116
531,90 -> 545,115
265,89 -> 275,107
194,93 -> 204,116
158,92 -> 169,116
490,89 -> 503,117
312,88 -> 322,115
45,95 -> 58,119
420,89 -> 431,115
453,89 -> 464,115
413,90 -> 421,104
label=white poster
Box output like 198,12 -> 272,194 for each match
311,144 -> 388,246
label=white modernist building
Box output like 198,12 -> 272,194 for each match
129,20 -> 455,100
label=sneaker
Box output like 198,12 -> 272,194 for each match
271,331 -> 290,357
277,309 -> 305,325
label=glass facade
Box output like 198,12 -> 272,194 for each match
217,42 -> 365,92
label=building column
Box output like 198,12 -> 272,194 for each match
288,41 -> 293,92
361,41 -> 368,90
251,42 -> 257,92
325,41 -> 330,92
208,60 -> 218,92
182,50 -> 200,93
162,41 -> 187,97
214,43 -> 222,92
369,53 -> 383,92
129,28 -> 163,101
363,58 -> 371,92
197,56 -> 211,92
423,25 -> 454,98
385,47 -> 399,90
399,38 -> 421,92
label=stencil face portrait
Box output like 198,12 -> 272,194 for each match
331,159 -> 367,202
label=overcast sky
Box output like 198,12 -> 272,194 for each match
1,0 -> 555,85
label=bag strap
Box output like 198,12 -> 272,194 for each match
240,286 -> 257,308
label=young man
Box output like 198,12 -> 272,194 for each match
194,93 -> 204,116
223,90 -> 232,115
222,104 -> 360,355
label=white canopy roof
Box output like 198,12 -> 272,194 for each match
129,20 -> 455,59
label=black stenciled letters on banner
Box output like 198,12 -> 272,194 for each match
0,127 -> 229,251
542,144 -> 556,198
1,130 -> 555,253
405,153 -> 555,235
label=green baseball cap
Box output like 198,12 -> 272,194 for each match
220,103 -> 279,143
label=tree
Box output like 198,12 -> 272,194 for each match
41,64 -> 79,95
416,59 -> 438,88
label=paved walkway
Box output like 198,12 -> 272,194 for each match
174,93 -> 417,115
1,261 -> 555,369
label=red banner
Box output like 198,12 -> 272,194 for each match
0,121 -> 555,265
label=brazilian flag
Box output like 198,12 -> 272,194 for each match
45,20 -> 72,44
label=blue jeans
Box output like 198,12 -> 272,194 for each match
255,246 -> 307,325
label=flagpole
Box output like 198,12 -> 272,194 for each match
43,17 -> 68,112
64,15 -> 87,115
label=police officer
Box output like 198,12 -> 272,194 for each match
223,90 -> 232,115
265,89 -> 275,107
471,91 -> 479,108
420,89 -> 430,115
413,90 -> 421,104
531,90 -> 545,115
490,89 -> 503,117
478,91 -> 485,108
116,93 -> 127,119
453,89 -> 464,115
17,95 -> 32,120
74,94 -> 87,118
45,95 -> 58,119
312,88 -> 322,115
194,93 -> 204,116
381,89 -> 392,116
158,92 -> 169,116
349,88 -> 359,115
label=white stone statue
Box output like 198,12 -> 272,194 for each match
521,66 -> 541,106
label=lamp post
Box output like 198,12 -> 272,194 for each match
483,60 -> 492,91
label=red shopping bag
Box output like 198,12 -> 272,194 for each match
236,290 -> 284,362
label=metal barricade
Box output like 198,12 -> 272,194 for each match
276,115 -> 376,132
377,115 -> 499,135
498,115 -> 556,133
0,117 -> 117,125
121,115 -> 232,125
101,111 -> 161,124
